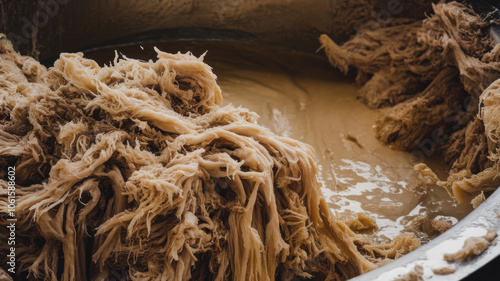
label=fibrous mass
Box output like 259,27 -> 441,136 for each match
1,1 -> 500,280
321,2 -> 500,207
0,38 -> 375,280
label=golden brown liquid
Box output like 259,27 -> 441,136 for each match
85,40 -> 473,242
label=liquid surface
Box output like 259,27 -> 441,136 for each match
85,40 -> 473,242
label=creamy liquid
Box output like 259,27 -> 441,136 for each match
85,41 -> 473,242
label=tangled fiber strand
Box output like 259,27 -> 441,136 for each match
327,0 -> 432,41
320,1 -> 500,206
0,38 -> 377,280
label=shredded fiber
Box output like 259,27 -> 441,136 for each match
0,38 -> 378,280
321,1 -> 500,206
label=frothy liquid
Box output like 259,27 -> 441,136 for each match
85,40 -> 473,242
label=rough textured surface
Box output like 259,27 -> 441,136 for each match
339,213 -> 378,232
354,232 -> 421,264
392,265 -> 424,281
432,266 -> 456,275
327,0 -> 433,42
0,268 -> 13,281
321,1 -> 500,206
443,230 -> 497,262
0,37 -> 385,280
430,218 -> 453,234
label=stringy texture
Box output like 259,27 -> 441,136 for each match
0,36 -> 383,280
443,229 -> 497,262
328,0 -> 432,40
320,1 -> 500,206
